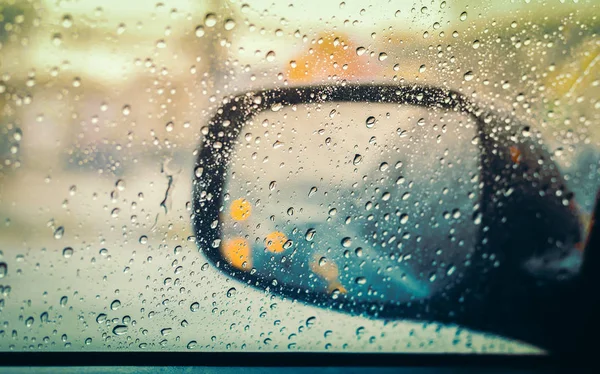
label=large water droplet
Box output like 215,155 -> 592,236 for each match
365,116 -> 376,128
160,328 -> 172,336
224,19 -> 236,30
204,13 -> 217,27
110,299 -> 121,310
187,340 -> 197,349
305,228 -> 316,241
0,262 -> 8,278
54,226 -> 65,239
61,14 -> 73,28
226,287 -> 237,298
112,325 -> 128,336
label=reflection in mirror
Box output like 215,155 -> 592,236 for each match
220,103 -> 480,307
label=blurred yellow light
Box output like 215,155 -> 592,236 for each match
230,198 -> 252,221
265,231 -> 287,253
222,238 -> 251,270
286,32 -> 376,83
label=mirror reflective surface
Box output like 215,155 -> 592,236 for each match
219,102 -> 481,305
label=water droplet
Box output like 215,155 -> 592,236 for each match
463,71 -> 474,81
85,338 -> 92,345
112,325 -> 128,336
353,154 -> 363,165
287,207 -> 294,216
62,247 -> 74,258
160,328 -> 172,336
96,313 -> 107,324
306,316 -> 317,327
365,116 -> 376,128
378,52 -> 388,61
226,287 -> 237,298
305,228 -> 316,241
318,257 -> 328,267
341,237 -> 352,247
355,277 -> 367,285
417,118 -> 426,126
110,299 -> 121,310
187,340 -> 197,349
190,302 -> 200,312
473,211 -> 482,225
224,19 -> 236,30
60,296 -> 68,306
356,327 -> 365,337
266,51 -> 276,62
195,25 -> 205,37
400,214 -> 409,224
165,121 -> 174,132
308,186 -> 317,197
122,105 -> 131,116
460,11 -> 468,21
472,40 -> 480,49
139,235 -> 148,244
115,179 -> 126,191
54,226 -> 64,239
52,33 -> 62,46
25,317 -> 34,328
447,265 -> 456,276
194,166 -> 204,178
62,14 -> 73,28
111,208 -> 120,218
205,13 -> 217,27
356,47 -> 366,56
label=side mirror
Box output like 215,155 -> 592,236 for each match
192,84 -> 596,354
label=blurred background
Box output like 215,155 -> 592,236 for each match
0,0 -> 598,353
